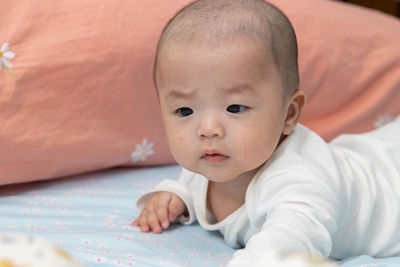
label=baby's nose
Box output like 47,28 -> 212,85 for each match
197,115 -> 224,138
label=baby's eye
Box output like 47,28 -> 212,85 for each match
175,107 -> 193,117
226,104 -> 248,113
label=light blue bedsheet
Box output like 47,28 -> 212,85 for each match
1,165 -> 399,266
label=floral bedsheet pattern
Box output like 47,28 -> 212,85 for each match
0,165 -> 233,267
1,165 -> 400,267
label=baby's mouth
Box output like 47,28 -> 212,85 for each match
200,151 -> 229,163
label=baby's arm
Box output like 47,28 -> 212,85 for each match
132,191 -> 187,234
227,169 -> 342,266
228,209 -> 335,266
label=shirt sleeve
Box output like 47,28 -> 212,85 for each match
135,168 -> 198,224
228,169 -> 341,266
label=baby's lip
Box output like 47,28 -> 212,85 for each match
200,149 -> 229,162
201,149 -> 224,157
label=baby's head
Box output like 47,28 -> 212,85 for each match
154,0 -> 306,182
155,0 -> 299,95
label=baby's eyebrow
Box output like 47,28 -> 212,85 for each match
221,84 -> 257,96
166,89 -> 196,100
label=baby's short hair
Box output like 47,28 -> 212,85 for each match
154,0 -> 299,94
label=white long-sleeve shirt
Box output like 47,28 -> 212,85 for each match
137,120 -> 400,265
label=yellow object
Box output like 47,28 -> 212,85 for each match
0,261 -> 15,267
56,248 -> 71,260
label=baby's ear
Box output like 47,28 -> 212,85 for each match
282,90 -> 306,135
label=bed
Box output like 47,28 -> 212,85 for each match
0,166 -> 232,266
1,165 -> 400,267
1,0 -> 400,266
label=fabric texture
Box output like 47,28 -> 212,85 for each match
0,165 -> 235,267
274,0 -> 400,139
137,121 -> 400,266
0,0 -> 190,185
1,165 -> 400,266
1,0 -> 400,185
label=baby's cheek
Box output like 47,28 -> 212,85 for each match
240,143 -> 251,161
169,135 -> 191,160
244,139 -> 275,166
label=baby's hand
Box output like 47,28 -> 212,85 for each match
132,191 -> 187,234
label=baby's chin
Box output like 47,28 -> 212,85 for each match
188,168 -> 239,183
178,164 -> 233,182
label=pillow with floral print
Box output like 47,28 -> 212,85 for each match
0,0 -> 190,185
276,0 -> 400,139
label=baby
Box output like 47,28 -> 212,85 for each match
132,0 -> 400,265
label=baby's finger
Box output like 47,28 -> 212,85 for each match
156,207 -> 170,229
168,195 -> 186,222
147,212 -> 163,234
135,213 -> 150,232
154,197 -> 171,229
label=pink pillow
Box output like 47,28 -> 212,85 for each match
275,0 -> 400,140
0,0 -> 191,185
1,0 -> 399,185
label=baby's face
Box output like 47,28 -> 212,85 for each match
156,40 -> 292,182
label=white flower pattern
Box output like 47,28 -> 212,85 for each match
374,114 -> 395,128
131,139 -> 154,163
0,43 -> 15,76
